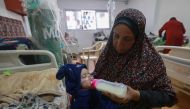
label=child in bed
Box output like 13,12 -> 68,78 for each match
56,64 -> 119,109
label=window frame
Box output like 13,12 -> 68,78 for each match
65,9 -> 110,30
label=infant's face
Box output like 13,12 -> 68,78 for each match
81,68 -> 93,89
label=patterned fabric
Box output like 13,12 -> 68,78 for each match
0,16 -> 26,37
0,93 -> 60,109
94,8 -> 174,92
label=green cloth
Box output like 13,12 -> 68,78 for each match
153,37 -> 165,46
3,70 -> 12,76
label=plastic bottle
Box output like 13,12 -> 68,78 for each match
91,79 -> 127,98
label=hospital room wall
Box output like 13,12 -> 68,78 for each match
59,0 -> 190,51
58,0 -> 127,52
125,0 -> 158,35
59,0 -> 159,51
125,0 -> 190,37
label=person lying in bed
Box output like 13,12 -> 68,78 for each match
56,64 -> 119,109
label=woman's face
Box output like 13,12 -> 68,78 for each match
113,24 -> 136,54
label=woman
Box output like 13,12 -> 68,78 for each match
93,8 -> 177,109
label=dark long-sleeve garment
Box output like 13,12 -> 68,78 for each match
94,8 -> 177,109
139,90 -> 176,108
119,91 -> 176,109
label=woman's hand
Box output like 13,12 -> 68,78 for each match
103,86 -> 140,104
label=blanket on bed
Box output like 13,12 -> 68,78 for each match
0,93 -> 60,109
0,68 -> 64,104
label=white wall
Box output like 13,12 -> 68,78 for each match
0,0 -> 23,21
154,0 -> 190,37
59,0 -> 190,51
58,0 -> 159,51
125,0 -> 157,34
124,0 -> 190,37
58,0 -> 127,51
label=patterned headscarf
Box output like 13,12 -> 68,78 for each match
94,8 -> 173,92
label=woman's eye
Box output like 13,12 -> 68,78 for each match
124,37 -> 134,42
114,34 -> 119,39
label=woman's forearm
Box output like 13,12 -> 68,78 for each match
139,90 -> 176,107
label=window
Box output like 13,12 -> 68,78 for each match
66,10 -> 109,30
81,10 -> 96,30
66,11 -> 82,29
96,12 -> 109,29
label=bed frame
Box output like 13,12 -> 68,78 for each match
0,50 -> 58,73
155,46 -> 190,95
156,46 -> 190,60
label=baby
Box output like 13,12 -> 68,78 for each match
56,64 -> 119,109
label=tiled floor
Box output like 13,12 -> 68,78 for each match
72,58 -> 190,109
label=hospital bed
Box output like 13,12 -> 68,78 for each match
0,50 -> 69,109
0,50 -> 165,109
156,46 -> 190,95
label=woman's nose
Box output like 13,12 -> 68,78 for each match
117,38 -> 124,48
